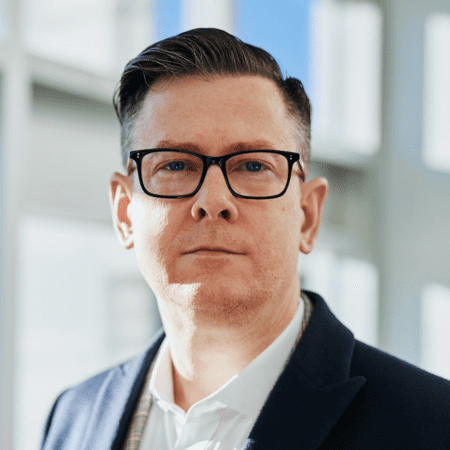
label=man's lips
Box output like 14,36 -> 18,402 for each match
185,247 -> 241,254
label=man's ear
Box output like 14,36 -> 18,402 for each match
299,177 -> 328,254
109,172 -> 135,249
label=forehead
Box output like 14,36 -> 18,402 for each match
133,75 -> 298,153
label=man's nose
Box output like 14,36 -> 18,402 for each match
198,163 -> 232,195
190,164 -> 238,221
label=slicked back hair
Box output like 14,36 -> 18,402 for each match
113,28 -> 311,175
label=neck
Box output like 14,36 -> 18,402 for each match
160,283 -> 300,413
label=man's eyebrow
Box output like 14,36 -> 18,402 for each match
154,139 -> 279,153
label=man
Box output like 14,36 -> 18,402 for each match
41,28 -> 450,450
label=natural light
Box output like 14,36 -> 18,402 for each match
423,13 -> 450,174
421,283 -> 450,381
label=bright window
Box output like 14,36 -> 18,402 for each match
23,0 -> 117,73
309,1 -> 382,156
181,0 -> 232,34
0,0 -> 9,41
15,215 -> 161,450
299,248 -> 379,347
423,14 -> 450,174
421,283 -> 450,380
154,0 -> 182,41
234,0 -> 310,94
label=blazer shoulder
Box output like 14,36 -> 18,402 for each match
47,328 -> 165,419
41,329 -> 165,449
40,364 -> 121,449
54,364 -> 121,413
41,357 -> 138,449
352,340 -> 450,399
350,340 -> 450,440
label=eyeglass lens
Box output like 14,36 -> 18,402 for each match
139,151 -> 289,197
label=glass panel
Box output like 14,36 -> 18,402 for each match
235,0 -> 310,94
22,0 -> 117,73
339,256 -> 379,347
0,0 -> 9,41
153,0 -> 182,42
421,283 -> 450,380
299,249 -> 379,347
180,0 -> 232,34
309,1 -> 382,155
15,215 -> 162,450
423,14 -> 450,174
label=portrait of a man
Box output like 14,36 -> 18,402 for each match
39,28 -> 450,450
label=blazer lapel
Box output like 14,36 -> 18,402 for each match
244,291 -> 367,450
81,330 -> 165,450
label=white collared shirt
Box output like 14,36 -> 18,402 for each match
140,296 -> 304,450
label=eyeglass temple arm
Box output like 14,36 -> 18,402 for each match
127,159 -> 137,176
297,158 -> 306,181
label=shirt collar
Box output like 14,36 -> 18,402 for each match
149,294 -> 304,420
212,294 -> 304,418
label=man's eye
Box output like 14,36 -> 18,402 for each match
164,161 -> 187,171
243,161 -> 265,172
233,161 -> 270,173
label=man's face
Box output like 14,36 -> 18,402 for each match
110,75 -> 327,324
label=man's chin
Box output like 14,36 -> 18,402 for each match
171,281 -> 264,311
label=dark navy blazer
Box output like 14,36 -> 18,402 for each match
40,291 -> 450,449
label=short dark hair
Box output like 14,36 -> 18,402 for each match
113,28 -> 311,174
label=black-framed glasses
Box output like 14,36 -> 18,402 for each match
128,149 -> 305,200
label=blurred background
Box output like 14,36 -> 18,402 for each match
1,0 -> 450,448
